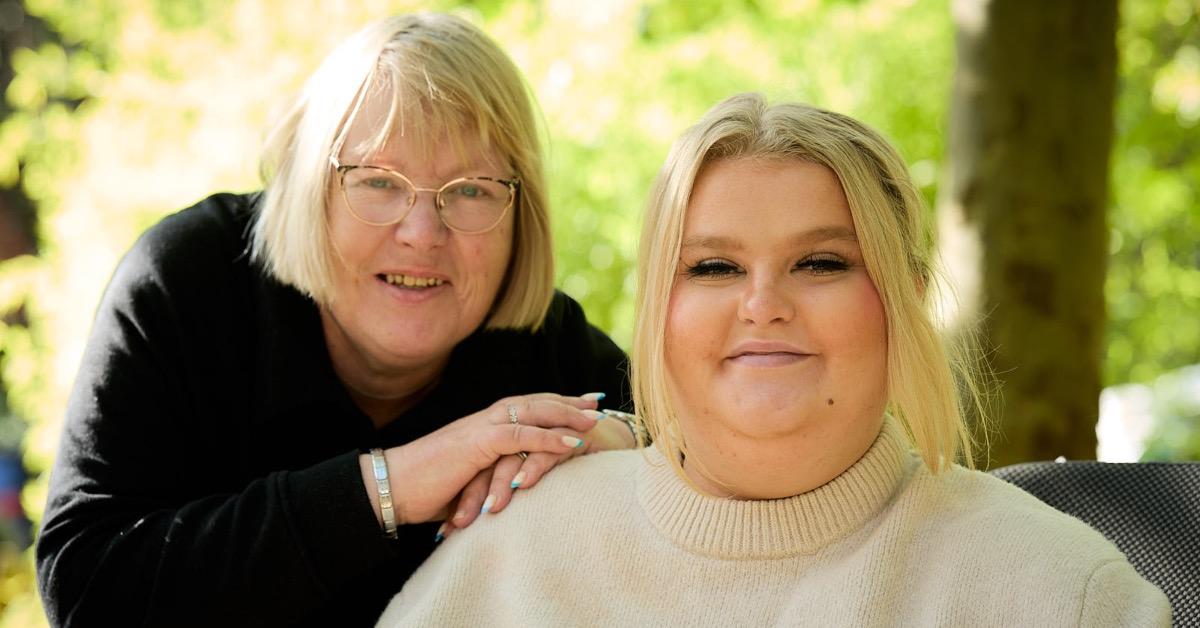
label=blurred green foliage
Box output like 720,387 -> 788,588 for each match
0,0 -> 1196,623
1140,365 -> 1200,461
1106,0 -> 1200,388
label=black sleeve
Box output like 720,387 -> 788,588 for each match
34,197 -> 416,627
544,292 -> 634,414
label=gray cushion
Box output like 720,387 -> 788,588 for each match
991,461 -> 1199,627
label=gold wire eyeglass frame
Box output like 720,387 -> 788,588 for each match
330,156 -> 520,234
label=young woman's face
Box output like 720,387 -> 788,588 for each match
665,158 -> 888,475
322,94 -> 515,381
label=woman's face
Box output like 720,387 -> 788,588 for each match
665,158 -> 888,494
322,98 -> 514,387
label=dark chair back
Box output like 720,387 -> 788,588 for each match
990,461 -> 1199,627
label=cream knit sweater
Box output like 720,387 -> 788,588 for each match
377,421 -> 1171,627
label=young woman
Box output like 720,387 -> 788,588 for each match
377,93 -> 1170,626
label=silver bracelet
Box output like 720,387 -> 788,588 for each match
369,448 -> 398,539
602,409 -> 648,446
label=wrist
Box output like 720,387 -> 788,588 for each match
603,409 -> 648,447
359,449 -> 401,537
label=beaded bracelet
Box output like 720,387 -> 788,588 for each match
369,448 -> 398,539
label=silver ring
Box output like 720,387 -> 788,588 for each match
508,405 -> 529,460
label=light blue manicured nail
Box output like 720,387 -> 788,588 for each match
510,480 -> 521,489
583,409 -> 604,420
434,531 -> 444,543
581,392 -> 606,401
480,494 -> 496,514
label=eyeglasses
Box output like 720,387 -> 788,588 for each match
330,157 -> 520,234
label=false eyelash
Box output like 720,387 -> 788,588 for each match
796,254 -> 850,274
683,258 -> 742,278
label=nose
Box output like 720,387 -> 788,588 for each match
737,275 -> 795,325
392,190 -> 448,249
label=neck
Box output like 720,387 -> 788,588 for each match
321,310 -> 448,427
682,415 -> 886,500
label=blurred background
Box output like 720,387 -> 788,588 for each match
0,0 -> 1196,623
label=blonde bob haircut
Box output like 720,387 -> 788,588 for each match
633,93 -> 982,479
252,12 -> 554,329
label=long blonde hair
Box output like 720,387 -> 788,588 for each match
252,12 -> 554,329
633,93 -> 985,479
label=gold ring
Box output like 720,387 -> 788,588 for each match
517,452 -> 528,460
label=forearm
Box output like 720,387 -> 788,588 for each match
38,452 -> 407,627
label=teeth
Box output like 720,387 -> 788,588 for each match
384,274 -> 444,288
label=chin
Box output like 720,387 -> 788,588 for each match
727,408 -> 818,440
376,324 -> 457,358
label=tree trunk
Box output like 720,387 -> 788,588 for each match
939,0 -> 1118,467
0,1 -> 42,261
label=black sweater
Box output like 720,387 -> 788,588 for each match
35,192 -> 631,627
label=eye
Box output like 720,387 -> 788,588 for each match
445,181 -> 492,199
795,253 -> 850,275
683,258 -> 743,279
361,177 -> 396,190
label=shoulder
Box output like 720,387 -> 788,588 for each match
895,465 -> 1169,618
538,290 -> 591,334
380,451 -> 642,624
126,192 -> 257,275
107,192 -> 260,306
446,450 -> 639,543
906,466 -> 1128,562
492,450 -> 640,529
540,292 -> 632,409
474,291 -> 631,409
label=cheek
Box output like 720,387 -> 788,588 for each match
326,211 -> 378,286
665,285 -> 725,372
459,224 -> 514,292
833,277 -> 888,360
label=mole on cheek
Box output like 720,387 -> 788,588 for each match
826,398 -> 834,406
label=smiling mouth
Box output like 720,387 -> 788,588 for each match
728,351 -> 811,366
380,273 -> 446,289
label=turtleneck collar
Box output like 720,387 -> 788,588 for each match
636,419 -> 916,559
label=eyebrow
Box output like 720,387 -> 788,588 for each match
681,225 -> 858,250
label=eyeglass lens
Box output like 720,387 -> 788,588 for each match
341,167 -> 513,232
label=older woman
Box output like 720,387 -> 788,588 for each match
35,13 -> 638,627
378,94 -> 1170,626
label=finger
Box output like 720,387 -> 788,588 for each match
508,427 -> 584,490
451,469 -> 491,529
483,454 -> 525,514
485,422 -> 586,460
434,520 -> 452,543
510,451 -> 555,490
498,391 -> 607,415
504,399 -> 604,432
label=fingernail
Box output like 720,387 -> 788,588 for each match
434,522 -> 447,543
480,494 -> 496,514
454,510 -> 466,521
562,435 -> 584,448
583,409 -> 604,420
581,392 -> 606,401
511,471 -> 526,489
